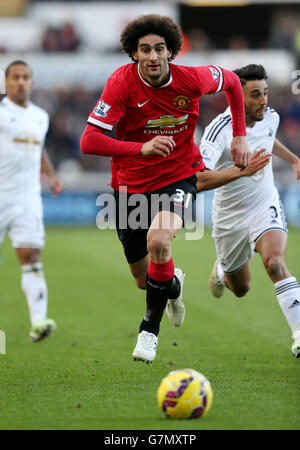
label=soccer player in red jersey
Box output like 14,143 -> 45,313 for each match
81,14 -> 252,363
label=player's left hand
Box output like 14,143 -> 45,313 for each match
231,136 -> 251,169
291,159 -> 300,182
49,177 -> 64,196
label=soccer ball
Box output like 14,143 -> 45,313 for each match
157,368 -> 213,419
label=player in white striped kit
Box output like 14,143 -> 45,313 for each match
0,60 -> 64,341
197,64 -> 300,358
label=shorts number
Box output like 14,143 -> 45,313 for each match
173,189 -> 185,203
270,206 -> 278,218
173,189 -> 192,208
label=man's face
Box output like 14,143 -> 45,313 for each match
133,34 -> 172,86
243,79 -> 268,124
5,64 -> 33,106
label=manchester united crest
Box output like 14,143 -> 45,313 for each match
173,95 -> 191,109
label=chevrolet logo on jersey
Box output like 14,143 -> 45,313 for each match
146,114 -> 188,129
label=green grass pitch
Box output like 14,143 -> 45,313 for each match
0,226 -> 299,430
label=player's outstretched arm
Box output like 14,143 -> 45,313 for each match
273,138 -> 300,182
196,149 -> 271,192
41,148 -> 64,197
80,124 -> 174,158
141,136 -> 176,157
230,135 -> 251,170
221,69 -> 251,168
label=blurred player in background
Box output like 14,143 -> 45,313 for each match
0,60 -> 64,342
81,14 -> 252,364
198,64 -> 300,359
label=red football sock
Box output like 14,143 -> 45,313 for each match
148,258 -> 175,282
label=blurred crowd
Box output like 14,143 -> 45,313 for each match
14,16 -> 300,59
1,2 -> 299,185
41,22 -> 81,52
0,8 -> 299,56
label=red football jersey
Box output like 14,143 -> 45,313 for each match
87,63 -> 225,193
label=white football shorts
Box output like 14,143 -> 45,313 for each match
212,193 -> 287,274
0,196 -> 45,249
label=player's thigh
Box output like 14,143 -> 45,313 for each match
8,200 -> 45,252
115,227 -> 148,266
147,211 -> 183,263
255,229 -> 290,280
255,229 -> 288,259
213,229 -> 252,275
250,193 -> 287,254
148,210 -> 183,237
147,175 -> 197,242
0,203 -> 15,250
114,190 -> 149,264
152,175 -> 197,227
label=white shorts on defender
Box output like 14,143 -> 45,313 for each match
0,196 -> 45,249
212,192 -> 287,274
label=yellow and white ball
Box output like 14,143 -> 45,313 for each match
157,368 -> 213,419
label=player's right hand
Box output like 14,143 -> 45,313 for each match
240,148 -> 271,176
291,158 -> 300,182
141,136 -> 176,157
49,176 -> 64,197
231,135 -> 251,169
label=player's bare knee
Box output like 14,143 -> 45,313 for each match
147,232 -> 170,262
232,282 -> 250,297
17,248 -> 41,265
264,255 -> 285,279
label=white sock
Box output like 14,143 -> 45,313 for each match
216,261 -> 225,284
21,263 -> 48,325
274,276 -> 300,339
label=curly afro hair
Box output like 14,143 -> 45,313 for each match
120,14 -> 183,62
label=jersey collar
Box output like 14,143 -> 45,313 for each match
137,64 -> 173,88
2,96 -> 31,110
